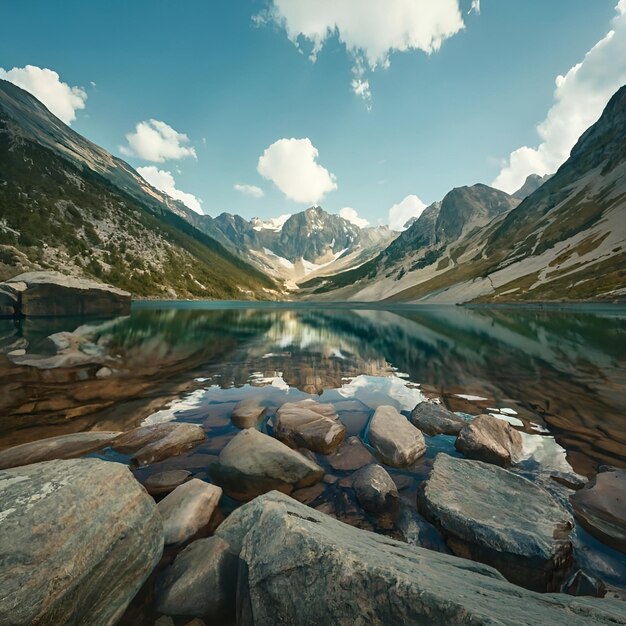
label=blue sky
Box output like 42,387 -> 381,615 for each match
2,0 -> 625,228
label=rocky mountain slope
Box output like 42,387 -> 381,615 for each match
302,85 -> 626,303
0,79 -> 279,299
512,173 -> 552,200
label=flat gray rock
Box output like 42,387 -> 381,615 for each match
418,453 -> 574,591
0,458 -> 163,625
156,536 -> 237,618
0,431 -> 121,470
455,414 -> 522,466
410,402 -> 467,436
231,397 -> 267,429
367,405 -> 426,467
212,428 -> 324,501
157,478 -> 222,545
275,399 -> 345,454
215,491 -> 626,626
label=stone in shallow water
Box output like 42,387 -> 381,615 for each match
570,468 -> 626,554
0,431 -> 121,470
211,428 -> 324,501
418,453 -> 573,592
274,399 -> 345,454
352,463 -> 399,528
231,396 -> 266,429
0,458 -> 163,625
155,536 -> 237,619
143,469 -> 192,496
215,491 -> 626,625
157,478 -> 222,545
113,423 -> 180,453
367,405 -> 426,468
410,401 -> 467,436
327,436 -> 375,471
455,414 -> 522,466
129,424 -> 206,466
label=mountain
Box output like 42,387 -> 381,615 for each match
307,85 -> 626,303
0,79 -> 279,299
194,206 -> 398,289
513,174 -> 553,200
300,184 -> 519,298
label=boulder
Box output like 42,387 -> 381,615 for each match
215,491 -> 626,626
0,431 -> 121,470
113,423 -> 180,453
367,405 -> 426,467
211,428 -> 324,501
327,435 -> 375,471
0,282 -> 22,318
0,458 -> 163,625
143,469 -> 192,496
2,271 -> 131,317
562,570 -> 607,598
352,464 -> 399,527
455,414 -> 522,466
418,454 -> 573,591
231,397 -> 267,429
410,402 -> 468,436
129,424 -> 206,466
157,478 -> 222,545
274,399 -> 345,454
155,536 -> 237,618
570,468 -> 626,554
396,505 -> 451,554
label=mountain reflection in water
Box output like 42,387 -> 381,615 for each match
0,303 -> 624,478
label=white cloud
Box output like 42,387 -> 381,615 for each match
261,0 -> 467,102
137,166 -> 203,214
493,1 -> 626,193
0,65 -> 87,125
121,119 -> 196,163
469,0 -> 480,15
339,207 -> 369,228
234,183 -> 265,198
388,194 -> 427,230
257,137 -> 337,204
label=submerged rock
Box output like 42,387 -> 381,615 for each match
0,431 -> 121,470
396,505 -> 451,554
157,479 -> 222,545
215,491 -> 626,625
274,399 -> 345,454
212,428 -> 324,501
571,468 -> 626,554
367,405 -> 426,467
418,453 -> 573,591
327,435 -> 375,471
410,402 -> 467,436
0,458 -> 163,625
352,464 -> 399,528
231,397 -> 267,429
1,271 -> 131,317
455,414 -> 522,466
143,469 -> 192,496
155,536 -> 237,619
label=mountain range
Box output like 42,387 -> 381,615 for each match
0,78 -> 624,303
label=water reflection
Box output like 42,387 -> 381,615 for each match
0,304 -> 624,476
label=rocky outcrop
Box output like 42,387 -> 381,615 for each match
367,405 -> 426,467
0,458 -> 163,625
0,271 -> 131,317
410,402 -> 467,436
231,397 -> 267,429
455,414 -> 522,466
215,491 -> 626,625
418,454 -> 574,591
211,428 -> 324,501
274,399 -> 345,454
571,468 -> 626,554
155,536 -> 237,619
0,431 -> 121,470
157,479 -> 222,545
352,464 -> 399,529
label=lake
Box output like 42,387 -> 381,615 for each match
1,302 -> 625,615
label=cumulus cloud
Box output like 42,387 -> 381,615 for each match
339,207 -> 369,228
260,0 -> 467,102
234,183 -> 264,198
137,166 -> 203,214
257,137 -> 337,204
493,1 -> 626,193
0,64 -> 87,125
388,194 -> 427,231
121,119 -> 197,163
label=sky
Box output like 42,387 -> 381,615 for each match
2,0 -> 626,229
